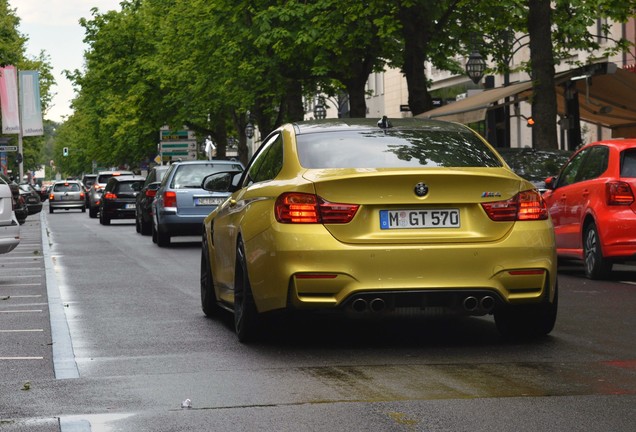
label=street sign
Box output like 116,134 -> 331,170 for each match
160,140 -> 197,160
0,146 -> 18,152
160,128 -> 195,141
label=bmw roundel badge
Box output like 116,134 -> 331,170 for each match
414,182 -> 429,197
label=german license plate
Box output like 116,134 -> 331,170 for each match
380,209 -> 460,229
125,203 -> 136,209
195,197 -> 224,206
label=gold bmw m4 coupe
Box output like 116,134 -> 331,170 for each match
201,118 -> 557,342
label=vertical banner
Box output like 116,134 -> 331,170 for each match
19,70 -> 44,136
0,66 -> 20,134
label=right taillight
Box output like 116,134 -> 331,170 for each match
481,190 -> 548,221
606,181 -> 634,205
146,189 -> 157,198
163,191 -> 177,208
275,192 -> 359,224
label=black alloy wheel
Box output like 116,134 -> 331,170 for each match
201,233 -> 220,317
583,222 -> 612,280
234,239 -> 259,343
494,280 -> 558,340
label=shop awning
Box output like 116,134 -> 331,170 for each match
417,63 -> 636,138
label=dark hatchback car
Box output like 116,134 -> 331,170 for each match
88,170 -> 134,218
136,165 -> 170,235
19,183 -> 43,215
0,173 -> 27,224
99,175 -> 145,225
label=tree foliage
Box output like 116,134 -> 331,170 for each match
0,0 -> 55,178
55,0 -> 636,174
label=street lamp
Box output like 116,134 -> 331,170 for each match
244,111 -> 254,139
313,97 -> 327,119
466,50 -> 487,84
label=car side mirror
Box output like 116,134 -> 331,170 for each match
545,176 -> 556,190
201,171 -> 243,192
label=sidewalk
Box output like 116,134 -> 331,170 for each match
0,210 -> 78,383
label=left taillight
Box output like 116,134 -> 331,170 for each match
481,190 -> 548,221
606,181 -> 634,205
275,192 -> 359,224
104,192 -> 117,200
163,191 -> 177,208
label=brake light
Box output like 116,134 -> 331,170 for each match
104,192 -> 117,200
49,194 -> 54,201
80,192 -> 85,200
145,189 -> 157,198
481,190 -> 548,221
163,191 -> 177,207
275,192 -> 359,224
606,181 -> 634,205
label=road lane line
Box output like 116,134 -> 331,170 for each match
0,310 -> 43,313
0,357 -> 44,360
0,329 -> 44,332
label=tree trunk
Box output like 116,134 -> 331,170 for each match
399,5 -> 433,116
528,0 -> 558,149
345,77 -> 368,118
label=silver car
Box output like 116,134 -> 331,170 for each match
49,180 -> 86,213
152,160 -> 243,247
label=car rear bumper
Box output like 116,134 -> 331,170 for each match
50,202 -> 84,209
234,220 -> 557,314
157,212 -> 205,236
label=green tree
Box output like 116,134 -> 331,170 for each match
0,0 -> 25,67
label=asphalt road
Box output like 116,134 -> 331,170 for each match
1,203 -> 635,431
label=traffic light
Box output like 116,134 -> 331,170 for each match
526,117 -> 535,127
63,147 -> 69,156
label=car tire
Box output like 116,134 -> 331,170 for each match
140,217 -> 152,236
201,235 -> 220,317
89,206 -> 98,218
156,225 -> 170,247
49,207 -> 53,214
81,206 -> 86,213
234,239 -> 259,343
135,213 -> 141,233
583,222 -> 612,280
494,281 -> 558,340
99,210 -> 110,225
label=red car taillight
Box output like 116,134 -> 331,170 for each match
104,192 -> 117,200
49,194 -> 54,201
146,189 -> 157,198
275,192 -> 359,224
606,181 -> 634,205
163,191 -> 177,207
481,190 -> 548,221
80,192 -> 85,200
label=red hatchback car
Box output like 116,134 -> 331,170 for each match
543,139 -> 636,279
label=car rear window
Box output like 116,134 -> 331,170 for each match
53,183 -> 81,192
171,163 -> 243,189
296,129 -> 502,168
116,181 -> 144,193
621,148 -> 636,178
